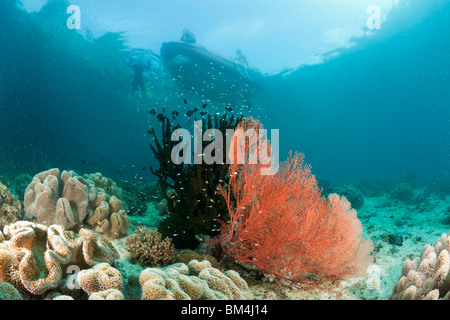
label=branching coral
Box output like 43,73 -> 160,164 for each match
140,259 -> 249,300
125,226 -> 176,267
0,182 -> 24,230
148,112 -> 242,248
0,221 -> 119,296
218,118 -> 373,283
391,231 -> 450,300
24,168 -> 129,238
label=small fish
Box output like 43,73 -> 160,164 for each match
81,160 -> 98,166
149,109 -> 157,115
200,111 -> 207,116
185,111 -> 193,117
142,167 -> 146,171
146,130 -> 152,135
117,169 -> 122,173
225,106 -> 233,112
157,114 -> 166,121
202,103 -> 207,109
184,99 -> 188,104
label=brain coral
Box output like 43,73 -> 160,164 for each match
77,263 -> 123,295
24,168 -> 129,238
391,231 -> 450,300
0,182 -> 24,230
126,226 -> 176,267
0,221 -> 118,296
140,259 -> 249,300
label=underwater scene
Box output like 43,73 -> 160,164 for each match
0,0 -> 449,304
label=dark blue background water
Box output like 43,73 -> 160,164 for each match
0,0 -> 449,185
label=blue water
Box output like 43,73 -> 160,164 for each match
0,0 -> 449,186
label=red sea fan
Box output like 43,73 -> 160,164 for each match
218,118 -> 373,282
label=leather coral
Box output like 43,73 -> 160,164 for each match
24,168 -> 129,238
0,221 -> 118,296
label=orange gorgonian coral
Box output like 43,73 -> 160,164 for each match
218,118 -> 373,283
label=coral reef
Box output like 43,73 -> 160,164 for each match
11,173 -> 33,201
89,288 -> 124,300
175,249 -> 219,269
119,180 -> 163,216
140,259 -> 249,300
52,294 -> 74,300
148,113 -> 242,248
0,282 -> 22,300
390,231 -> 450,300
218,118 -> 373,283
389,182 -> 415,203
125,226 -> 176,267
24,168 -> 129,238
0,182 -> 24,230
329,186 -> 364,210
77,263 -> 123,295
0,221 -> 118,296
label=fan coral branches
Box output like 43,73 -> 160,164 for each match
125,226 -> 176,267
218,118 -> 373,283
391,231 -> 450,300
24,168 -> 129,238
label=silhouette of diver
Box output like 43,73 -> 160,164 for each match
180,28 -> 196,44
235,49 -> 248,66
128,52 -> 151,94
